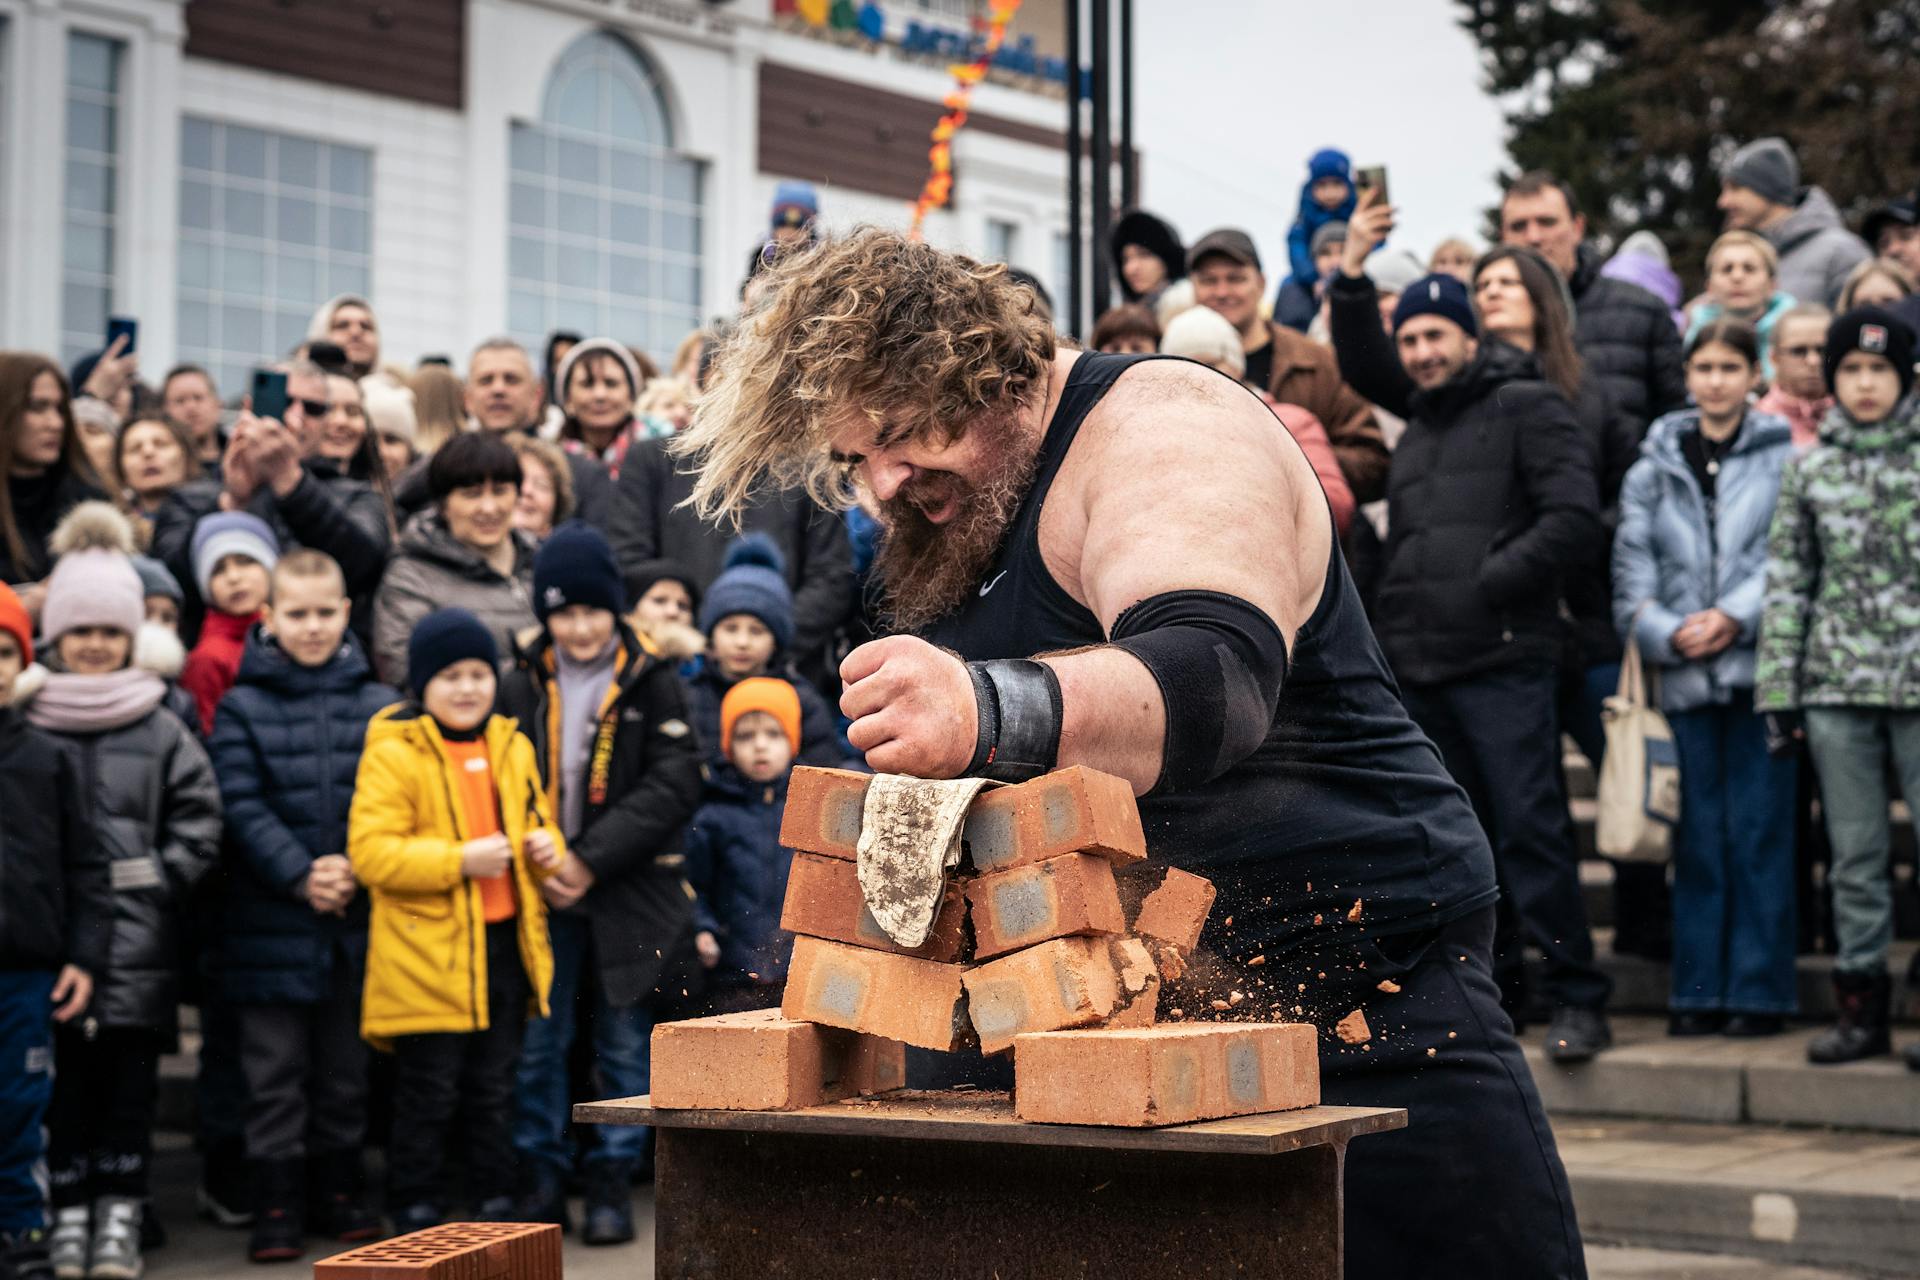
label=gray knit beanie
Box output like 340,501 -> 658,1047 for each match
1723,137 -> 1799,208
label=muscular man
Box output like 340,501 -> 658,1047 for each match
673,229 -> 1586,1278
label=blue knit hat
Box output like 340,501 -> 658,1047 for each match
1307,148 -> 1352,183
1392,274 -> 1479,339
190,511 -> 280,600
699,534 -> 794,653
407,607 -> 498,699
533,521 -> 625,623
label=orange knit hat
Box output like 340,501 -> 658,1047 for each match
720,676 -> 802,756
0,581 -> 31,667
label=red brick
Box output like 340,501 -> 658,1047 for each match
963,766 -> 1146,873
779,850 -> 970,962
779,767 -> 871,859
649,1008 -> 904,1111
1103,938 -> 1161,1028
965,853 -> 1125,959
1013,1022 -> 1320,1127
1132,867 -> 1217,952
782,935 -> 970,1051
961,935 -> 1119,1054
314,1221 -> 561,1278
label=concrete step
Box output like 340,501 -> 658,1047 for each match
1569,931 -> 1920,1025
1525,1015 -> 1920,1135
1554,1115 -> 1920,1276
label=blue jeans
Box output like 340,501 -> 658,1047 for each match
0,971 -> 54,1232
1803,707 -> 1920,975
1667,691 -> 1799,1013
513,912 -> 654,1175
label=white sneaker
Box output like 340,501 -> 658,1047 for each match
85,1197 -> 142,1280
48,1205 -> 89,1280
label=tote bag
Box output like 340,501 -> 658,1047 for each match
1595,626 -> 1681,863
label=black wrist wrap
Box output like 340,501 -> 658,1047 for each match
963,659 -> 1063,783
1109,589 -> 1289,795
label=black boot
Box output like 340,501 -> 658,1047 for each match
581,1162 -> 636,1246
1807,971 -> 1892,1064
307,1150 -> 380,1243
246,1159 -> 305,1264
1,1226 -> 54,1280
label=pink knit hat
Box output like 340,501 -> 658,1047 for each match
40,549 -> 144,646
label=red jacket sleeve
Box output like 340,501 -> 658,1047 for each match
1268,400 -> 1357,537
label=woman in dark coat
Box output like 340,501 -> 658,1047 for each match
0,352 -> 107,592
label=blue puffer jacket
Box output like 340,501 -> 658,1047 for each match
683,765 -> 792,987
1613,407 -> 1794,712
208,626 -> 400,1004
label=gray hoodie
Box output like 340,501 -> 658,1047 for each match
1766,187 -> 1871,307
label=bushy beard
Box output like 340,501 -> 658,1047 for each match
872,416 -> 1038,634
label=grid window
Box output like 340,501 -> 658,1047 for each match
61,32 -> 123,365
986,217 -> 1019,266
175,118 -> 373,399
508,32 -> 704,369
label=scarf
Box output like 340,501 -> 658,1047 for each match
25,666 -> 167,734
553,640 -> 621,840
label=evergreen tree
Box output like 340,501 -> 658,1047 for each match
1458,0 -> 1920,290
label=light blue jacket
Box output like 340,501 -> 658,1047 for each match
1612,407 -> 1794,712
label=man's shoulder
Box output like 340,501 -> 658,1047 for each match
1093,357 -> 1268,435
1576,272 -> 1667,324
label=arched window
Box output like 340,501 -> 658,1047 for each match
508,32 -> 703,369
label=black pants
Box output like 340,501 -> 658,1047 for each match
48,1026 -> 164,1206
387,923 -> 529,1210
238,953 -> 369,1162
1406,664 -> 1610,1010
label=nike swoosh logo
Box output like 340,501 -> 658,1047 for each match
978,570 -> 1008,597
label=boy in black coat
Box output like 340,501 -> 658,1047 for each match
0,584 -> 109,1279
499,524 -> 702,1246
207,550 -> 399,1262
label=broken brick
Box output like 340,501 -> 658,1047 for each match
963,766 -> 1146,873
1013,1023 -> 1320,1127
779,767 -> 872,859
1103,938 -> 1161,1028
961,935 -> 1120,1054
1335,1009 -> 1371,1044
1132,867 -> 1217,952
965,853 -> 1126,959
649,1008 -> 904,1111
780,851 -> 969,962
782,935 -> 969,1051
314,1222 -> 561,1278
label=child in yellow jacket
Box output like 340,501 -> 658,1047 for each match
347,608 -> 566,1230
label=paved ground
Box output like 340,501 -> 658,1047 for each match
135,1138 -> 1870,1279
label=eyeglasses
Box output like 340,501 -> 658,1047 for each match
1780,345 -> 1825,361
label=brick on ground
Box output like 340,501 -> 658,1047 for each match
963,766 -> 1147,873
780,767 -> 871,859
1013,1022 -> 1319,1127
314,1222 -> 561,1278
965,852 -> 1126,959
650,1007 -> 905,1111
962,935 -> 1122,1054
1132,867 -> 1217,952
781,850 -> 970,962
783,934 -> 970,1051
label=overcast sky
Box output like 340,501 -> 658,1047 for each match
1131,2 -> 1511,278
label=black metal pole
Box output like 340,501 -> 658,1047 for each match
1089,0 -> 1111,315
1119,0 -> 1135,208
1065,0 -> 1083,336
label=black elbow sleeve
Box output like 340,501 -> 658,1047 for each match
1109,589 -> 1289,795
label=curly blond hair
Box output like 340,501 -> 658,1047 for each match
671,227 -> 1054,522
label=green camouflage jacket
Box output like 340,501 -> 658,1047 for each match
1756,391 -> 1920,710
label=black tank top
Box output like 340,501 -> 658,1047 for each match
923,352 -> 1497,957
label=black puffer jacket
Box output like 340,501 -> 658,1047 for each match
24,685 -> 223,1031
1564,377 -> 1643,667
497,622 -> 705,1007
2,463 -> 107,584
1329,272 -> 1602,687
0,709 -> 110,975
1569,244 -> 1687,434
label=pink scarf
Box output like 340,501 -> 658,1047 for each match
25,667 -> 167,734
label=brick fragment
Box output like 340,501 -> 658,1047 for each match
315,1222 -> 561,1278
782,935 -> 970,1051
965,853 -> 1125,959
649,1008 -> 904,1111
1335,1009 -> 1371,1044
779,767 -> 872,859
780,851 -> 969,962
963,766 -> 1146,872
1013,1023 -> 1320,1128
1132,867 -> 1217,952
1103,938 -> 1161,1028
961,935 -> 1119,1054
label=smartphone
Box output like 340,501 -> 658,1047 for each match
106,315 -> 138,355
1356,165 -> 1390,208
250,368 -> 289,422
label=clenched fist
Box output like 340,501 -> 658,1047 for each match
839,636 -> 977,778
461,833 -> 513,879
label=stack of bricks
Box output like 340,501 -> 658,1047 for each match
648,765 -> 1319,1127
